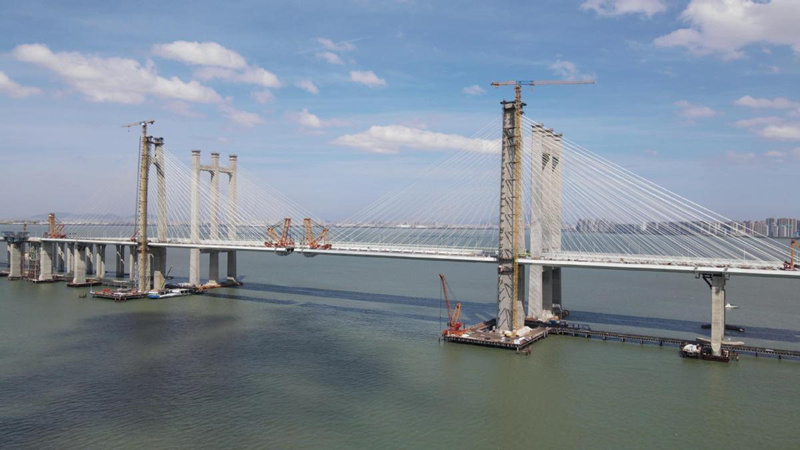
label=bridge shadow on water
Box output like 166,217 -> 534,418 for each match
208,282 -> 800,345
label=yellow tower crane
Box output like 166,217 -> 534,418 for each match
489,80 -> 594,327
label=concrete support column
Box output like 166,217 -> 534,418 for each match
38,243 -> 54,281
72,244 -> 87,285
115,245 -> 125,278
227,251 -> 237,281
710,274 -> 727,356
86,244 -> 94,275
208,251 -> 219,284
190,248 -> 201,286
65,242 -> 74,275
8,243 -> 22,279
128,249 -> 135,281
542,267 -> 554,318
151,247 -> 167,290
56,243 -> 65,273
95,244 -> 106,279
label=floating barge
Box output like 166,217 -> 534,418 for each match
90,288 -> 148,302
442,319 -> 549,351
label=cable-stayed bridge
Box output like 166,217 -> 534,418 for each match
3,99 -> 799,356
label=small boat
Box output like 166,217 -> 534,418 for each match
725,303 -> 739,309
680,342 -> 733,363
147,288 -> 197,299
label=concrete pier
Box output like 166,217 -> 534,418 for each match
151,247 -> 167,290
8,243 -> 22,279
115,245 -> 125,278
190,150 -> 201,286
38,243 -> 54,281
128,250 -> 135,281
527,124 -> 563,320
189,248 -> 201,286
209,251 -> 219,284
710,274 -> 727,356
65,242 -> 74,276
72,244 -> 87,284
56,243 -> 65,274
227,251 -> 237,281
95,244 -> 106,279
86,244 -> 94,275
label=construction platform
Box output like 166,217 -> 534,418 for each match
66,279 -> 103,288
442,319 -> 549,351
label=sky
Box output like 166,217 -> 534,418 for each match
0,0 -> 799,221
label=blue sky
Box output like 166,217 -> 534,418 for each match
1,0 -> 798,221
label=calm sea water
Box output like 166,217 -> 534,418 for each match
1,243 -> 799,448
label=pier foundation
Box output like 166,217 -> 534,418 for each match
65,242 -> 74,276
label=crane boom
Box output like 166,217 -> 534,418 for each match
491,79 -> 595,88
439,273 -> 463,335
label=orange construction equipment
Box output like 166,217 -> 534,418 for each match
264,217 -> 295,248
302,218 -> 332,250
47,213 -> 66,238
439,273 -> 463,336
784,240 -> 800,270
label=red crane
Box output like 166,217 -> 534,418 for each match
439,273 -> 463,336
264,218 -> 295,249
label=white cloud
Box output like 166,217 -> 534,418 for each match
349,70 -> 386,88
251,89 -> 274,104
162,100 -> 203,118
13,43 -> 221,104
288,108 -> 349,129
734,95 -> 800,109
674,100 -> 717,118
152,41 -> 247,68
295,79 -> 319,94
642,149 -> 659,157
759,123 -> 800,141
317,52 -> 344,65
765,150 -> 785,157
219,103 -> 264,127
318,38 -> 356,52
581,0 -> 667,17
549,60 -> 594,81
332,125 -> 499,154
725,150 -> 756,164
0,71 -> 41,98
734,116 -> 784,128
463,84 -> 486,95
194,66 -> 281,88
654,0 -> 800,60
292,108 -> 323,128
